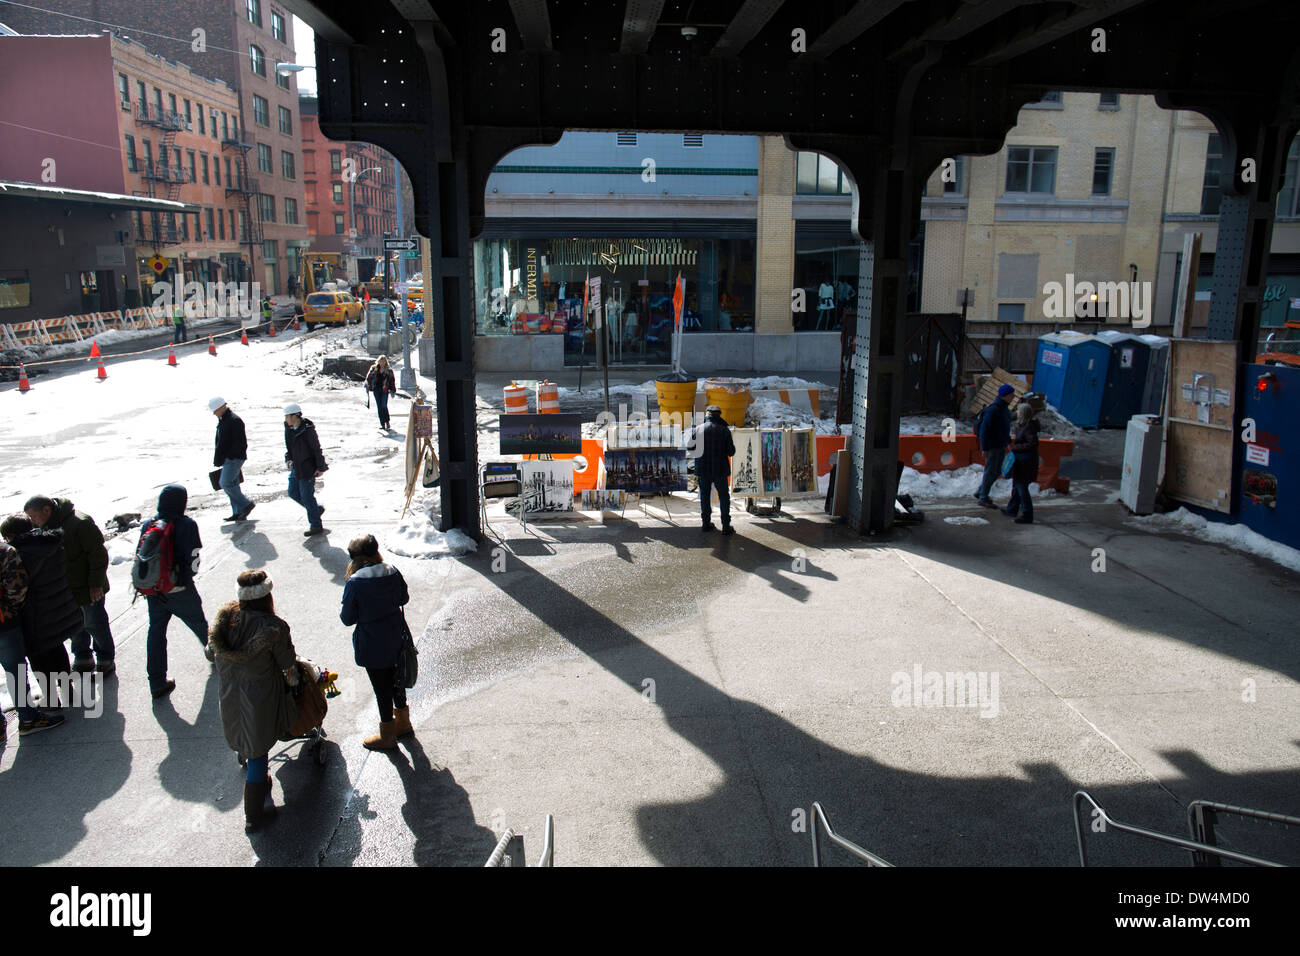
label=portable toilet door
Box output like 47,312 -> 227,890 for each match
1034,332 -> 1110,428
1094,330 -> 1151,427
1137,334 -> 1170,414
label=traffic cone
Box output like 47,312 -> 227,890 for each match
208,335 -> 217,356
268,318 -> 277,338
167,348 -> 177,367
18,364 -> 31,392
240,327 -> 249,346
95,357 -> 107,380
89,340 -> 101,360
293,315 -> 301,331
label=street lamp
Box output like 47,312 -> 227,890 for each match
275,62 -> 311,74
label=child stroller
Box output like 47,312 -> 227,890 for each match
238,660 -> 338,769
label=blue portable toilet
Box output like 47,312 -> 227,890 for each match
1137,334 -> 1170,415
1033,332 -> 1110,428
1094,330 -> 1151,427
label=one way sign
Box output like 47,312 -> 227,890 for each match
383,237 -> 419,252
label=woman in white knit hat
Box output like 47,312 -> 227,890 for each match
208,568 -> 300,833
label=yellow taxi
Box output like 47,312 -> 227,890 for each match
303,290 -> 363,329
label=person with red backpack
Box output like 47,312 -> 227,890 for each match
135,484 -> 209,700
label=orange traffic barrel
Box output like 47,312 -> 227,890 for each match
537,380 -> 560,413
503,382 -> 529,414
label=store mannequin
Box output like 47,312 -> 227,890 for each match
817,279 -> 835,330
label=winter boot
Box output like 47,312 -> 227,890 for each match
243,778 -> 277,833
363,720 -> 399,750
392,706 -> 414,738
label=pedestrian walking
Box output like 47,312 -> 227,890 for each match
0,537 -> 65,737
1003,403 -> 1041,525
23,495 -> 115,675
208,569 -> 299,832
283,403 -> 328,537
134,484 -> 210,700
364,356 -> 397,430
210,398 -> 255,522
694,404 -> 736,534
340,534 -> 412,751
172,305 -> 187,344
0,514 -> 80,708
974,385 -> 1014,508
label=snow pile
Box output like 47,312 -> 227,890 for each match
944,516 -> 989,526
747,396 -> 812,429
745,375 -> 831,392
899,414 -> 956,435
897,464 -> 1054,501
558,381 -> 655,401
1128,507 -> 1300,573
387,499 -> 478,558
106,534 -> 138,566
1037,402 -> 1083,438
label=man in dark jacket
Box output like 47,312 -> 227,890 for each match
693,405 -> 737,534
1,514 -> 81,712
0,537 -> 65,736
24,495 -> 115,675
209,397 -> 255,522
142,484 -> 209,700
974,385 -> 1014,507
283,403 -> 328,536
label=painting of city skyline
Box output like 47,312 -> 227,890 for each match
604,448 -> 688,494
761,429 -> 784,494
499,413 -> 583,455
507,460 -> 575,515
788,428 -> 815,494
729,429 -> 761,495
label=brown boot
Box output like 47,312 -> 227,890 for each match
363,721 -> 398,750
243,778 -> 277,833
392,706 -> 414,739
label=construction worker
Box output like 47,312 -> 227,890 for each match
172,304 -> 187,344
261,295 -> 274,330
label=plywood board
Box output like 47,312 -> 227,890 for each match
970,367 -> 1032,416
1164,339 -> 1237,513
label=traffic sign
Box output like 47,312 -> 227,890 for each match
384,237 -> 419,252
147,255 -> 170,275
402,250 -> 419,259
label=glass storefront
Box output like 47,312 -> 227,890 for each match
474,235 -> 756,365
793,231 -> 859,333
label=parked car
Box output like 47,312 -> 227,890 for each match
303,290 -> 363,329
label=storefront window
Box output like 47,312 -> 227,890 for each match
793,232 -> 859,332
473,236 -> 756,365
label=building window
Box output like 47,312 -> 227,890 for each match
332,183 -> 343,204
184,99 -> 192,126
205,208 -> 215,239
1201,133 -> 1224,215
271,10 -> 286,41
213,158 -> 221,186
124,134 -> 137,172
229,209 -> 236,239
218,210 -> 226,240
211,109 -> 219,137
136,80 -> 146,109
222,113 -> 229,140
284,197 -> 298,224
238,211 -> 247,241
260,194 -> 276,221
263,239 -> 277,262
187,150 -> 196,183
225,156 -> 233,185
997,303 -> 1026,323
276,70 -> 290,90
0,270 -> 32,309
795,152 -> 852,195
246,0 -> 261,27
257,143 -> 273,173
119,73 -> 130,110
197,105 -> 205,135
1005,146 -> 1058,194
180,213 -> 188,241
168,93 -> 177,117
281,150 -> 295,179
200,153 -> 209,185
278,106 -> 292,135
334,212 -> 345,234
250,44 -> 266,77
1276,137 -> 1300,218
616,132 -> 637,147
253,96 -> 269,127
1092,148 -> 1115,196
143,139 -> 153,170
1037,90 -> 1063,105
329,150 -> 342,173
942,156 -> 966,195
1099,92 -> 1120,110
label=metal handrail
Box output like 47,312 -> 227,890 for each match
1073,791 -> 1284,867
810,802 -> 893,867
484,815 -> 556,867
484,828 -> 517,867
538,814 -> 555,867
1186,800 -> 1300,867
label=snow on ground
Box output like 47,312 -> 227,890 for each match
944,516 -> 989,526
899,414 -> 956,435
897,464 -> 1055,502
387,490 -> 478,558
1128,507 -> 1300,574
1038,402 -> 1084,438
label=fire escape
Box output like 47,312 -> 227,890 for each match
137,103 -> 189,248
222,133 -> 262,284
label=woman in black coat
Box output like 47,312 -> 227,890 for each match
0,514 -> 80,700
1002,403 -> 1041,524
340,534 -> 412,751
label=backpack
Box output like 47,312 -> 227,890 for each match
132,518 -> 177,595
973,403 -> 990,437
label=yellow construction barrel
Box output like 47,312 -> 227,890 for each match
655,375 -> 698,426
703,377 -> 752,426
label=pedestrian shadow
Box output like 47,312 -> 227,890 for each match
155,664 -> 226,805
387,737 -> 500,866
303,538 -> 351,587
230,528 -> 278,568
0,677 -> 133,865
251,736 -> 362,866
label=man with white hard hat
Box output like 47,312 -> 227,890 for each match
283,403 -> 328,536
210,397 -> 254,522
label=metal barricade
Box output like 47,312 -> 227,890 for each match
484,814 -> 555,867
1073,791 -> 1285,867
1186,800 -> 1300,867
810,802 -> 893,867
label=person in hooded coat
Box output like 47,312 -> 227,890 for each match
0,514 -> 80,700
208,569 -> 299,833
340,534 -> 412,751
1003,402 -> 1042,525
142,484 -> 209,700
0,536 -> 65,738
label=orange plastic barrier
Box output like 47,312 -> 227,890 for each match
823,432 -> 1074,493
524,438 -> 604,493
815,434 -> 846,476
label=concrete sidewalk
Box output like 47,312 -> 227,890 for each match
3,484 -> 1298,867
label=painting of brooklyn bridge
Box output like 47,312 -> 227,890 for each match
507,460 -> 575,515
604,448 -> 688,494
499,413 -> 584,455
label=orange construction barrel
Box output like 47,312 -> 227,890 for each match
504,382 -> 529,414
537,380 -> 560,413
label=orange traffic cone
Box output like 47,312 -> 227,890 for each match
18,364 -> 31,392
268,318 -> 277,338
167,348 -> 177,367
208,335 -> 217,356
293,315 -> 301,331
89,340 -> 101,359
240,327 -> 249,346
95,358 -> 107,380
